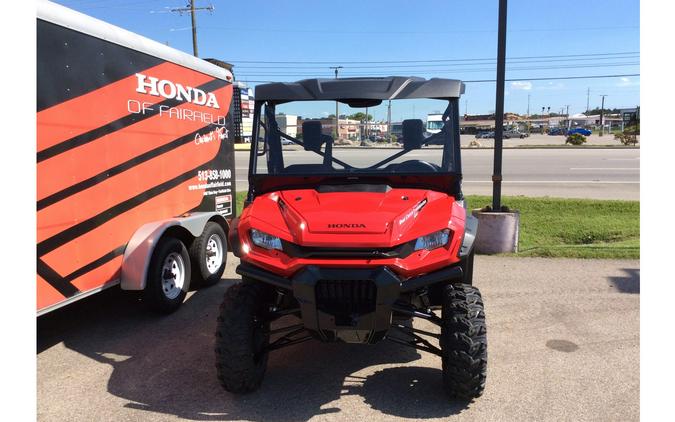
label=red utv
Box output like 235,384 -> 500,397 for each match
216,77 -> 486,400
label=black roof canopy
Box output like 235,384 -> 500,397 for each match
255,77 -> 465,104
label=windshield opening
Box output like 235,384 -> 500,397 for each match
251,98 -> 461,178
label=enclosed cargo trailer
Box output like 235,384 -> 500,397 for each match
36,0 -> 236,315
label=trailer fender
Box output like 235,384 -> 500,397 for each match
121,212 -> 228,291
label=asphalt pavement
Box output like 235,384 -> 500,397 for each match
234,145 -> 639,200
37,255 -> 639,421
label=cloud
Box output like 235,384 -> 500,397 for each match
617,77 -> 640,87
321,111 -> 330,116
538,82 -> 565,91
510,81 -> 532,91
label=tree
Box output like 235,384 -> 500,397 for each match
585,107 -> 621,115
347,112 -> 373,122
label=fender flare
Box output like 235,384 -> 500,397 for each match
120,212 -> 229,291
459,214 -> 478,257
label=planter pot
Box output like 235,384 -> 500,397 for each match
471,210 -> 520,254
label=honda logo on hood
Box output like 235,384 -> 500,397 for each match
328,223 -> 366,229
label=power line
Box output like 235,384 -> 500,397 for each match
236,73 -> 640,84
465,74 -> 640,83
235,62 -> 639,78
234,54 -> 640,70
195,24 -> 638,35
169,0 -> 214,56
228,51 -> 639,65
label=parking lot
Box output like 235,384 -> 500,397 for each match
37,255 -> 639,421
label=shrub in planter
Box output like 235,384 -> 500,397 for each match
614,132 -> 638,145
566,133 -> 587,145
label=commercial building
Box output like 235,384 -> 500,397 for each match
232,82 -> 254,143
275,114 -> 298,138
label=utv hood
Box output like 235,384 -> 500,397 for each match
247,186 -> 464,248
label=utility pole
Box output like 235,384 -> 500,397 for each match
365,106 -> 369,140
586,87 -> 590,113
329,66 -> 343,139
170,1 -> 214,57
565,104 -> 570,130
527,94 -> 530,117
599,94 -> 608,136
387,100 -> 392,142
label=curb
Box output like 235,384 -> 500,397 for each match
234,145 -> 640,151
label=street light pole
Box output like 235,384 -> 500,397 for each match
492,0 -> 508,212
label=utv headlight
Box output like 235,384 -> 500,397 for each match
414,229 -> 450,251
250,229 -> 283,251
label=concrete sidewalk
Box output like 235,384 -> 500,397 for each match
37,255 -> 639,421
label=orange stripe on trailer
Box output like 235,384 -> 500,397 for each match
37,62 -> 215,152
41,178 -> 202,276
36,84 -> 232,201
37,134 -> 221,242
37,275 -> 67,311
70,256 -> 123,293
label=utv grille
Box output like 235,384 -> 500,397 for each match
316,279 -> 377,322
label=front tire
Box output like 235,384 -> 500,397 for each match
215,280 -> 272,393
144,237 -> 191,314
440,283 -> 487,400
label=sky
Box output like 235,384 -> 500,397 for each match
53,0 -> 640,122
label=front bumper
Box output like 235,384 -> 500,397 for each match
236,262 -> 463,344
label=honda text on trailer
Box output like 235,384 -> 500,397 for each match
37,0 -> 236,315
217,77 -> 487,400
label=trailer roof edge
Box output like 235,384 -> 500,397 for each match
37,0 -> 234,82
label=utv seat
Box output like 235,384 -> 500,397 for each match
401,119 -> 426,151
302,120 -> 333,167
387,119 -> 439,172
282,121 -> 334,173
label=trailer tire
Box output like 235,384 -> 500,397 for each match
215,280 -> 272,394
189,222 -> 227,288
144,237 -> 191,314
440,283 -> 487,400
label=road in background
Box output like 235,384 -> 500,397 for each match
37,255 -> 639,421
235,148 -> 639,200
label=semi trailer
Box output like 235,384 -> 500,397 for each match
37,0 -> 236,315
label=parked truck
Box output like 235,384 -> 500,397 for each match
37,0 -> 236,315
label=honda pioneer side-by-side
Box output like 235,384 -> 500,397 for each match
216,77 -> 487,400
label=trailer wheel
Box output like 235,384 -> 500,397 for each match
440,283 -> 487,400
144,237 -> 191,314
190,222 -> 227,288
